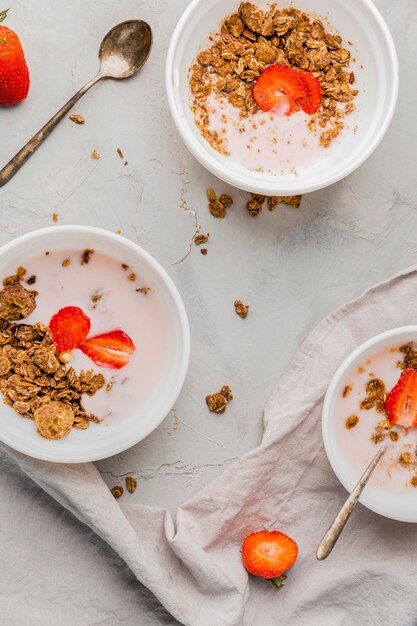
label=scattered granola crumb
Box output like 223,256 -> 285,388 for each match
399,452 -> 412,465
345,415 -> 359,430
201,248 -> 208,256
207,189 -> 234,218
411,476 -> 417,488
128,273 -> 136,282
377,420 -> 391,430
91,290 -> 103,309
246,194 -> 265,217
45,251 -> 50,256
371,433 -> 385,444
267,195 -> 302,210
52,212 -> 59,223
136,287 -> 151,295
69,114 -> 85,124
115,230 -> 122,235
234,299 -> 249,318
117,147 -> 124,159
111,486 -> 124,499
342,385 -> 352,398
194,234 -> 209,246
124,161 -> 128,166
399,343 -> 417,371
62,258 -> 71,268
81,249 -> 94,265
126,475 -> 137,494
26,275 -> 36,286
91,150 -> 101,159
121,264 -> 129,271
206,385 -> 233,413
390,431 -> 399,442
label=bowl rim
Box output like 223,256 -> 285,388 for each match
0,225 -> 191,463
165,0 -> 399,195
322,325 -> 417,522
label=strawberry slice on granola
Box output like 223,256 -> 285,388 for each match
253,64 -> 321,116
253,65 -> 307,115
80,329 -> 135,369
49,306 -> 91,353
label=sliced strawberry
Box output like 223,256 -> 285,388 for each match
386,368 -> 417,428
242,531 -> 298,584
252,65 -> 307,116
80,330 -> 136,369
296,71 -> 321,114
49,306 -> 91,353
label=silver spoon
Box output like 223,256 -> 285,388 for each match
316,440 -> 388,561
0,20 -> 152,187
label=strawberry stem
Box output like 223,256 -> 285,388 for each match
267,574 -> 287,589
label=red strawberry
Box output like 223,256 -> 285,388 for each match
252,65 -> 306,116
242,531 -> 298,587
0,9 -> 30,106
386,368 -> 417,428
80,330 -> 136,369
49,306 -> 91,353
296,70 -> 321,115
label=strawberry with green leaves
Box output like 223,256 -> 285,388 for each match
0,8 -> 30,105
242,530 -> 298,588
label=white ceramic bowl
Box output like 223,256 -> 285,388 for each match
322,326 -> 417,523
166,0 -> 398,195
0,226 -> 190,463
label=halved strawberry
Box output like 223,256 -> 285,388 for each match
386,368 -> 417,428
49,306 -> 91,353
252,65 -> 307,116
80,330 -> 135,369
242,531 -> 298,587
296,71 -> 321,114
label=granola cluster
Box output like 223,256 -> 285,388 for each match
190,2 -> 358,150
0,275 -> 105,439
360,378 -> 386,415
206,385 -> 233,413
207,188 -> 234,218
398,343 -> 417,371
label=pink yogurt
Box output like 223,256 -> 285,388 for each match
335,346 -> 417,494
14,250 -> 167,424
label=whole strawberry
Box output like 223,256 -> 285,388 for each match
0,9 -> 30,105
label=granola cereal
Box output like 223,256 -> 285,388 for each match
34,401 -> 74,440
111,485 -> 124,498
189,2 -> 358,161
69,114 -> 85,124
206,385 -> 233,413
81,249 -> 94,265
234,300 -> 249,318
201,248 -> 208,256
126,475 -> 137,494
91,150 -> 101,159
194,234 -> 209,246
207,189 -> 234,218
345,414 -> 358,430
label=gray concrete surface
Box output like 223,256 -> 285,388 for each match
0,0 -> 415,623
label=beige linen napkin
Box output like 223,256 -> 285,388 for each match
3,267 -> 417,626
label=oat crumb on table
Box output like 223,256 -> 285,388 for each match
207,189 -> 234,218
111,486 -> 124,498
411,476 -> 417,488
194,234 -> 209,246
234,300 -> 249,318
91,150 -> 101,159
200,248 -> 208,256
125,476 -> 137,494
206,385 -> 233,413
69,114 -> 85,124
116,147 -> 124,159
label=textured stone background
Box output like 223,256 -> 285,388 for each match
0,0 -> 414,623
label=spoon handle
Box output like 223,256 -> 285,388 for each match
0,74 -> 103,188
316,442 -> 388,561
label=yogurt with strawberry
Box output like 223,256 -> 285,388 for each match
335,345 -> 417,494
9,249 -> 167,427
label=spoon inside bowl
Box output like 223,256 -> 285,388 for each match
0,20 -> 152,187
316,440 -> 388,561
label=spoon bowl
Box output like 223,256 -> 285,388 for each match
99,20 -> 152,79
